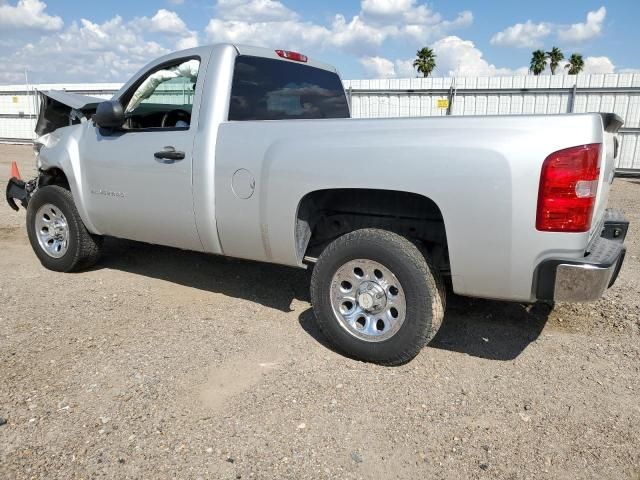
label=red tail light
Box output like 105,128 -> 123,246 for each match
536,143 -> 601,232
275,50 -> 308,62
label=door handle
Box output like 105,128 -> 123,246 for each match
154,146 -> 185,161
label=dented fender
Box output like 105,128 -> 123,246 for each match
35,122 -> 102,235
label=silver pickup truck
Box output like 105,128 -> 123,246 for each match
6,43 -> 629,365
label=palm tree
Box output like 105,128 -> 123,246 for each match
413,47 -> 437,78
565,53 -> 584,75
530,49 -> 546,75
545,47 -> 564,75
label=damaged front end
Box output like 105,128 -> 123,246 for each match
6,174 -> 36,211
34,90 -> 103,137
5,89 -> 103,211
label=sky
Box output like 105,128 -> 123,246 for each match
0,0 -> 637,85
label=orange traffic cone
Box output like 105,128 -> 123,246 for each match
10,161 -> 21,180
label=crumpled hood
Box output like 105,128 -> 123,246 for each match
35,90 -> 106,137
41,90 -> 105,111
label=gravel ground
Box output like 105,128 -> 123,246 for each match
0,144 -> 639,480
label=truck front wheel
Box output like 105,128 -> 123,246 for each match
310,228 -> 445,366
26,185 -> 102,272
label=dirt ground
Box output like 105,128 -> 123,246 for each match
0,143 -> 638,480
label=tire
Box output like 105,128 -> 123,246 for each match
310,228 -> 445,366
26,185 -> 102,272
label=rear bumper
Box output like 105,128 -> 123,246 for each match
535,209 -> 628,302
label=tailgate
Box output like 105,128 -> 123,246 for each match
589,113 -> 623,243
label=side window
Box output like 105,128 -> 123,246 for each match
229,56 -> 350,121
124,58 -> 200,130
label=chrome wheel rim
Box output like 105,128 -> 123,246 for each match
34,203 -> 69,258
330,259 -> 407,342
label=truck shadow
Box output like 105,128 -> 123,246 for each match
94,237 -> 311,312
96,237 -> 549,361
298,297 -> 550,362
430,297 -> 551,360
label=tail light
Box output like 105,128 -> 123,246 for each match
275,50 -> 308,63
536,143 -> 601,232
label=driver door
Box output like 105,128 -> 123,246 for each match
81,57 -> 203,252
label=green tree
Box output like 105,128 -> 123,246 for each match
545,46 -> 564,75
565,53 -> 585,75
413,47 -> 437,78
530,49 -> 547,75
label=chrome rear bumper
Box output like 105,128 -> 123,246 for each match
535,209 -> 628,302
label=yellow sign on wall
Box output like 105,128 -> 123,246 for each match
12,96 -> 19,104
437,98 -> 449,109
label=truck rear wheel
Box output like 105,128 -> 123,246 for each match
26,185 -> 102,272
310,228 -> 445,366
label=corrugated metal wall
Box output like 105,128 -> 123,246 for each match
0,83 -> 119,142
1,74 -> 639,172
344,73 -> 640,173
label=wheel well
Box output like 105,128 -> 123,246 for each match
296,189 -> 449,272
39,168 -> 70,190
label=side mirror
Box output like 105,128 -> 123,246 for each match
94,100 -> 124,129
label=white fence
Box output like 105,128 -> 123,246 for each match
0,83 -> 119,142
344,73 -> 640,173
2,73 -> 640,173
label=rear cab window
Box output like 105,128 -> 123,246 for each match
229,56 -> 350,121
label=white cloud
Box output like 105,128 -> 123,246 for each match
0,0 -> 627,85
205,18 -> 330,51
359,56 -> 419,78
360,56 -> 397,78
400,10 -> 473,43
357,37 -> 532,79
216,0 -> 297,22
330,14 -> 388,52
133,9 -> 199,51
394,58 -> 417,77
0,0 -> 63,31
493,7 -> 607,49
176,32 -> 199,50
0,15 -> 170,83
360,0 -> 473,43
205,0 -> 471,55
582,56 -> 614,74
441,10 -> 473,30
361,0 -> 471,30
361,0 -> 414,19
556,55 -> 614,75
146,9 -> 188,35
490,20 -> 551,48
558,6 -> 606,43
204,0 -> 330,50
433,36 -> 525,77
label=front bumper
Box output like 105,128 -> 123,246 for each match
6,177 -> 28,211
535,209 -> 628,302
6,176 -> 36,211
